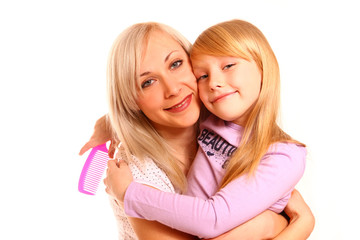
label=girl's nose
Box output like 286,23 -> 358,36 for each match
208,72 -> 225,90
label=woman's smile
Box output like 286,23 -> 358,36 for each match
165,94 -> 193,113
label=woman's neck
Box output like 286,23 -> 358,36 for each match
158,126 -> 198,174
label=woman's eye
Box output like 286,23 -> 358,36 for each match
223,63 -> 235,70
141,79 -> 155,89
170,60 -> 183,69
196,74 -> 208,81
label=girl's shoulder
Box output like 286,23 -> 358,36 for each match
265,142 -> 307,166
261,142 -> 307,180
268,141 -> 306,155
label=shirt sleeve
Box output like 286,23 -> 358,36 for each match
124,144 -> 306,239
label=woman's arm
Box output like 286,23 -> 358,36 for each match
130,211 -> 286,240
129,218 -> 198,240
274,189 -> 315,240
79,114 -> 116,158
206,210 -> 288,240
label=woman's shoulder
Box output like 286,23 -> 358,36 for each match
118,149 -> 176,193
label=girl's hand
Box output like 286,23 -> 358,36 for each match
79,114 -> 116,158
104,160 -> 133,202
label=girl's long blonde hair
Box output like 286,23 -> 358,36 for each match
107,22 -> 193,192
191,19 -> 305,189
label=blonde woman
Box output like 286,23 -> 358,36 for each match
81,21 -> 314,239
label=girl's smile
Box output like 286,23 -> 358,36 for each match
210,91 -> 237,103
192,55 -> 262,126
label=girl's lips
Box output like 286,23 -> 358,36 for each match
211,91 -> 237,103
165,94 -> 192,113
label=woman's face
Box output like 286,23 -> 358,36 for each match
136,30 -> 200,132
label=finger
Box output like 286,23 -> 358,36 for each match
108,140 -> 116,158
117,160 -> 128,168
107,159 -> 118,168
79,141 -> 94,155
118,159 -> 127,165
292,189 -> 300,196
108,149 -> 115,159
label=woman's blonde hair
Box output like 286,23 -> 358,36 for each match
191,19 -> 305,189
107,22 -> 192,192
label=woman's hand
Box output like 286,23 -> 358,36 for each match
104,159 -> 133,202
284,189 -> 314,224
205,210 -> 287,240
273,189 -> 315,240
79,114 -> 116,158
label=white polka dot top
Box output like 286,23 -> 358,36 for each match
109,149 -> 175,240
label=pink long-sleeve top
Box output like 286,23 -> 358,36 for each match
124,115 -> 307,239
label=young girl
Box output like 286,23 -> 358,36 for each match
105,19 -> 309,239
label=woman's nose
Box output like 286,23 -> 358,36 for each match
163,78 -> 182,98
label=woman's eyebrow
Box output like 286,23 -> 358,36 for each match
140,71 -> 150,77
140,50 -> 180,77
164,50 -> 179,63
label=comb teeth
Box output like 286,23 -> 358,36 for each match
83,151 -> 108,194
78,144 -> 109,195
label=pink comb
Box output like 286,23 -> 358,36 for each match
78,143 -> 109,195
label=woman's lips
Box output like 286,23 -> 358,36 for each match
165,94 -> 192,113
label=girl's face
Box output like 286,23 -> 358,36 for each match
192,55 -> 262,126
136,31 -> 200,133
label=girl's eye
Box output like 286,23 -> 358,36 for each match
141,79 -> 155,89
223,63 -> 235,70
170,60 -> 183,69
196,74 -> 208,81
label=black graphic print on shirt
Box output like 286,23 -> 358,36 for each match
198,128 -> 237,169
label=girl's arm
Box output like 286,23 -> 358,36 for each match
207,190 -> 314,240
105,161 -> 287,240
105,161 -> 198,240
120,144 -> 306,239
105,160 -> 313,240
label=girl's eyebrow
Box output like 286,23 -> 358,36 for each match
140,50 -> 179,77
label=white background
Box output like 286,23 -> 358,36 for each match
1,0 -> 359,239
